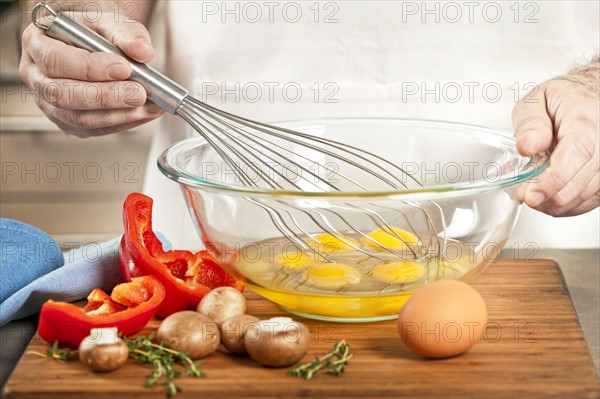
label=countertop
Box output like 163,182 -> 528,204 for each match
1,249 -> 598,393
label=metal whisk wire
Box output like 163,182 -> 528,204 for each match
33,2 -> 446,263
179,97 -> 423,192
177,97 -> 446,261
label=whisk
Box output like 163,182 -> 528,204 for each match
32,3 -> 446,262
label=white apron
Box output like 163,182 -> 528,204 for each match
144,0 -> 599,250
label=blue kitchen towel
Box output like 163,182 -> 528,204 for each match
0,219 -> 64,303
0,219 -> 173,326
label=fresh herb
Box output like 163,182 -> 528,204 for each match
122,332 -> 204,397
27,341 -> 78,361
29,334 -> 203,397
289,339 -> 353,380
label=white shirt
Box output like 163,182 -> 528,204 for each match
144,0 -> 599,250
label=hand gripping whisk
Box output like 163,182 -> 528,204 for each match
32,3 -> 446,262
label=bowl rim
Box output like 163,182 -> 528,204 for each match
157,117 -> 549,199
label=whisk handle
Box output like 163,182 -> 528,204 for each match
31,2 -> 188,115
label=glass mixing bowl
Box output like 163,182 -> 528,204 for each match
158,118 -> 548,322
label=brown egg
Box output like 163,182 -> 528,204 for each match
397,280 -> 487,358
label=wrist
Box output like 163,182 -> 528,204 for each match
555,59 -> 600,98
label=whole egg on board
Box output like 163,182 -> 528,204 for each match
397,281 -> 488,358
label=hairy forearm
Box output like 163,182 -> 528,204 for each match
558,57 -> 600,98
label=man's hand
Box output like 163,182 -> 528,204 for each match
19,4 -> 163,138
512,61 -> 599,217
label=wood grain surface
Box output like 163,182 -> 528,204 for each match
3,260 -> 599,399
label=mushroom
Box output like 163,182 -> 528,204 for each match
157,311 -> 220,359
220,314 -> 260,354
78,327 -> 129,372
244,317 -> 310,367
197,287 -> 246,325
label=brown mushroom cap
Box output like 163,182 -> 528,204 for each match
197,287 -> 247,325
244,317 -> 310,367
157,311 -> 220,359
220,314 -> 260,354
78,328 -> 129,372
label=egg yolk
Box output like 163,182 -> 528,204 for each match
371,261 -> 426,284
360,227 -> 420,251
307,233 -> 360,254
304,263 -> 362,289
275,252 -> 313,269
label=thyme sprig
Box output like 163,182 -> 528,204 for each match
289,339 -> 353,380
122,332 -> 204,397
27,341 -> 78,361
28,334 -> 204,397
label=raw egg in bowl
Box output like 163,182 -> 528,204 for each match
158,118 -> 548,322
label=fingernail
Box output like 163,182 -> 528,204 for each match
134,40 -> 154,58
140,41 -> 154,52
124,86 -> 145,106
517,134 -> 529,147
526,191 -> 546,207
107,63 -> 129,80
146,103 -> 163,114
516,133 -> 533,153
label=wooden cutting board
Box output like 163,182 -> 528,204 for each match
3,260 -> 599,399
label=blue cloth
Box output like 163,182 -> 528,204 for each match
0,219 -> 64,303
0,218 -> 172,326
0,219 -> 123,326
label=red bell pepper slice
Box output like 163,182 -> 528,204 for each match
119,192 -> 243,318
82,289 -> 125,315
38,275 -> 165,348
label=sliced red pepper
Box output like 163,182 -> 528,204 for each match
82,289 -> 126,315
119,192 -> 244,318
38,275 -> 165,348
